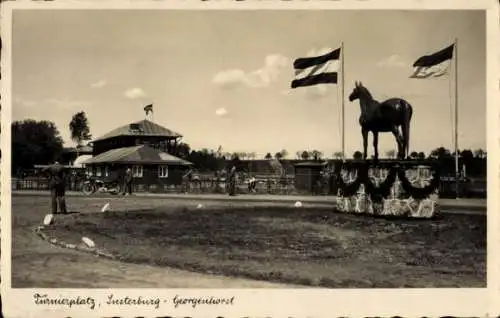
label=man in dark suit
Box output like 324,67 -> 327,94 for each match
228,165 -> 237,196
182,168 -> 193,194
43,161 -> 67,214
122,167 -> 133,196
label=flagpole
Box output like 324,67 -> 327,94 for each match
454,38 -> 459,199
341,41 -> 345,160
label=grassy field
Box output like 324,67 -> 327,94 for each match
41,202 -> 486,288
13,194 -> 305,288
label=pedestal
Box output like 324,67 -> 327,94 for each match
334,160 -> 440,219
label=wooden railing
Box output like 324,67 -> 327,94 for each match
11,175 -> 486,198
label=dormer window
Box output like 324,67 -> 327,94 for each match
129,123 -> 143,134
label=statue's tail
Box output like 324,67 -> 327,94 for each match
403,100 -> 413,157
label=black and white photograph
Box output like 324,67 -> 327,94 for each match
1,1 -> 498,317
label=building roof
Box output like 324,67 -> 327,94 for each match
73,155 -> 93,168
93,119 -> 182,142
82,145 -> 192,165
63,145 -> 93,154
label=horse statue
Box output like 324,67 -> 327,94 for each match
348,81 -> 413,160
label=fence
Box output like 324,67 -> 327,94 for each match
11,175 -> 486,198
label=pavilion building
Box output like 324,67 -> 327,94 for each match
83,119 -> 192,191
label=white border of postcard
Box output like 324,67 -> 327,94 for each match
1,0 -> 499,317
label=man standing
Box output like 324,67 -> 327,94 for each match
182,168 -> 193,194
122,167 -> 133,196
228,165 -> 237,196
43,161 -> 67,214
247,174 -> 257,193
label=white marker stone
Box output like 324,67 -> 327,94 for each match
294,201 -> 303,208
82,237 -> 95,248
43,214 -> 54,226
101,203 -> 110,212
196,203 -> 204,209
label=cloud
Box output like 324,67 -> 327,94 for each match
124,87 -> 147,99
13,97 -> 36,108
45,98 -> 93,110
376,54 -> 407,68
212,69 -> 246,88
90,80 -> 107,88
215,108 -> 228,117
212,54 -> 289,89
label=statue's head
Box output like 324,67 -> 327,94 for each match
349,81 -> 364,102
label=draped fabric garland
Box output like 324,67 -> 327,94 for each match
334,161 -> 440,200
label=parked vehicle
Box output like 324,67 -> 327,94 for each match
82,177 -> 121,195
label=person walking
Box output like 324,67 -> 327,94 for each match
247,174 -> 257,193
182,168 -> 193,194
228,165 -> 237,196
43,161 -> 67,214
122,167 -> 133,196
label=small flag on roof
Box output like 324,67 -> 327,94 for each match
144,104 -> 153,115
410,44 -> 454,79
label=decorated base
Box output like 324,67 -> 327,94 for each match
334,160 -> 440,218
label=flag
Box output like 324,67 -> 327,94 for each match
410,44 -> 454,78
144,104 -> 153,115
291,47 -> 341,88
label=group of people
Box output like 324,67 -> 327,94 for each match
181,166 -> 242,196
44,161 -> 263,214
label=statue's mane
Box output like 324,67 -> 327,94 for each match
359,86 -> 374,100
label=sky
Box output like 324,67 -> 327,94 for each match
12,9 -> 486,158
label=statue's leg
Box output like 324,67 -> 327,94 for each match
372,131 -> 379,160
362,128 -> 369,159
391,127 -> 404,159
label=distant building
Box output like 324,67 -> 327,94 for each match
60,144 -> 93,167
83,119 -> 192,190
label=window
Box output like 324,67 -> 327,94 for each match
104,166 -> 109,177
158,165 -> 168,178
86,167 -> 93,176
132,165 -> 143,178
96,167 -> 102,177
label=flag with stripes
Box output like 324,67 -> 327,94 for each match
291,47 -> 341,88
144,104 -> 153,115
410,44 -> 454,79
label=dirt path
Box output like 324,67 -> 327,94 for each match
12,194 -> 300,288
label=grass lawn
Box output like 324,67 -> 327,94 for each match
43,205 -> 486,288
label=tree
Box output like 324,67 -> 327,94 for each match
274,152 -> 283,160
333,151 -> 344,159
69,111 -> 92,147
474,148 -> 486,159
418,151 -> 426,160
300,151 -> 310,160
311,150 -> 323,161
238,152 -> 247,160
264,152 -> 272,160
461,149 -> 474,163
430,147 -> 452,160
12,119 -> 64,174
409,151 -> 419,159
296,151 -> 302,159
176,142 -> 191,158
279,149 -> 288,159
386,149 -> 396,159
353,151 -> 363,160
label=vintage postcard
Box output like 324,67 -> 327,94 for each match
1,0 -> 499,317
